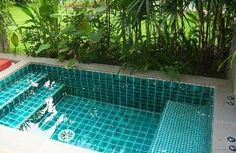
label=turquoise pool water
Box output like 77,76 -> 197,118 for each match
0,64 -> 214,153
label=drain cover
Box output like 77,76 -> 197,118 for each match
227,96 -> 235,100
226,101 -> 235,106
229,145 -> 236,151
227,136 -> 236,142
58,129 -> 75,142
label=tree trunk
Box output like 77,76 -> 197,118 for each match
0,29 -> 9,53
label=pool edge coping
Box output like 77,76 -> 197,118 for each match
0,53 -> 236,153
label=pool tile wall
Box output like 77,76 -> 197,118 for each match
0,64 -> 215,113
0,63 -> 215,153
0,65 -> 32,90
29,64 -> 214,113
0,70 -> 49,119
149,101 -> 213,153
18,85 -> 66,131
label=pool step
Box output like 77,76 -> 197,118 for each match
149,101 -> 212,153
0,72 -> 46,92
0,83 -> 65,129
0,72 -> 47,113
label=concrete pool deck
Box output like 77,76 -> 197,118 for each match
0,53 -> 236,153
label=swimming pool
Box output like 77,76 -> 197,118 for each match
0,63 -> 214,153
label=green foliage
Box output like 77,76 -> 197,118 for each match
8,0 -> 236,78
10,32 -> 19,51
218,50 -> 236,71
14,0 -> 61,57
36,43 -> 51,54
0,0 -> 13,52
65,59 -> 77,69
0,0 -> 11,31
160,66 -> 181,81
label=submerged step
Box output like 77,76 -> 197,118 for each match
149,101 -> 212,153
0,72 -> 47,110
0,83 -> 65,129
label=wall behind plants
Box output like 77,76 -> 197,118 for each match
6,0 -> 236,79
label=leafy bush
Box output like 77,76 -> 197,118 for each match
0,0 -> 13,52
8,0 -> 236,78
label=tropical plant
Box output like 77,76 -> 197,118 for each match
8,0 -> 236,79
15,0 -> 106,63
0,0 -> 12,53
113,0 -> 236,78
14,0 -> 63,57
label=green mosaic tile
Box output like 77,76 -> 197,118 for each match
0,72 -> 47,112
0,63 -> 214,153
0,65 -> 31,88
150,101 -> 213,153
0,83 -> 65,129
26,95 -> 161,153
30,64 -> 214,113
